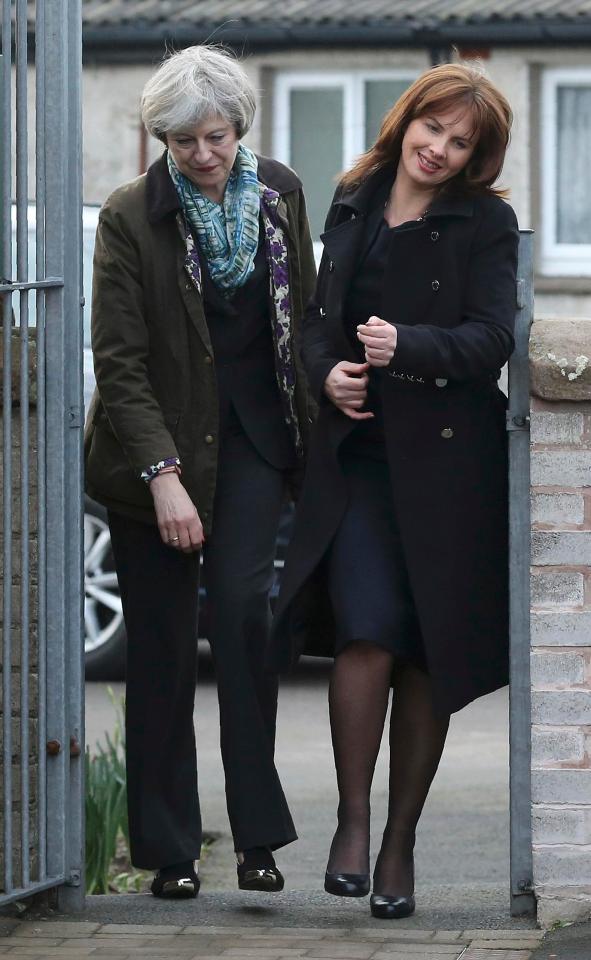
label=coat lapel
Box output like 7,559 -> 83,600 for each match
319,164 -> 394,327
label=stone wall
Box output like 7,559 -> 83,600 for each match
529,319 -> 591,925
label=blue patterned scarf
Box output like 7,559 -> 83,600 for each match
167,143 -> 261,297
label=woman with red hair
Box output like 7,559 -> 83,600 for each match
269,62 -> 518,919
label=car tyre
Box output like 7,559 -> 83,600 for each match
84,496 -> 126,680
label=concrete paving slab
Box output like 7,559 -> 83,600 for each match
13,922 -> 101,936
469,942 -> 544,950
463,932 -> 544,941
370,945 -> 463,955
462,952 -> 532,960
372,954 -> 465,960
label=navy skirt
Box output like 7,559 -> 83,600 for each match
326,453 -> 426,668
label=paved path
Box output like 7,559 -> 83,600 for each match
0,920 -> 545,960
86,667 -> 511,923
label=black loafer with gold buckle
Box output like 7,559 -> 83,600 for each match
151,861 -> 200,899
237,847 -> 285,892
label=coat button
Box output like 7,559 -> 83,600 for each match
185,282 -> 192,291
435,378 -> 448,387
431,231 -> 439,241
329,260 -> 335,272
441,427 -> 454,439
204,355 -> 212,365
205,434 -> 214,444
431,280 -> 440,291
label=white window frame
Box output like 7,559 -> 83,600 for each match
274,70 -> 417,258
541,68 -> 591,276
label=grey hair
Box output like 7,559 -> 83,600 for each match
141,45 -> 256,141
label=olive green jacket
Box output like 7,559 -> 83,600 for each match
84,153 -> 317,532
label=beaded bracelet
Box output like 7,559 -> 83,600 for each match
141,457 -> 182,484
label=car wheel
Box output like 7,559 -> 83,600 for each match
84,497 -> 126,680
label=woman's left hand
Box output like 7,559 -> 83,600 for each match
357,315 -> 397,367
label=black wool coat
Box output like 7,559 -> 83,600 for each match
267,167 -> 519,715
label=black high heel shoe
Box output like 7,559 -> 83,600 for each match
324,871 -> 370,897
237,846 -> 284,892
151,861 -> 200,899
370,892 -> 415,919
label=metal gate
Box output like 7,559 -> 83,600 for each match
0,0 -> 84,909
509,230 -> 535,917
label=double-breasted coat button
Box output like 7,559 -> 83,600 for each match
328,260 -> 335,272
432,280 -> 440,291
435,378 -> 448,387
441,427 -> 454,439
431,231 -> 439,241
205,434 -> 214,444
185,282 -> 192,291
204,355 -> 212,365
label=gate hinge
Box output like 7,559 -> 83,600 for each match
516,278 -> 526,309
68,405 -> 83,429
506,413 -> 530,432
66,869 -> 81,887
517,877 -> 534,893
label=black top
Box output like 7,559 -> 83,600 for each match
200,225 -> 296,470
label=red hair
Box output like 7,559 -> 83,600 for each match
340,62 -> 512,197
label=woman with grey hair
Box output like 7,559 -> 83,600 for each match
85,44 -> 316,898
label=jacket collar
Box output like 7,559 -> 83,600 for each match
146,150 -> 302,225
335,164 -> 474,220
146,152 -> 180,224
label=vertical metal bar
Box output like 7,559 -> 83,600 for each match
43,0 -> 68,885
16,0 -> 30,889
35,0 -> 47,885
509,229 -> 535,918
2,0 -> 14,897
57,0 -> 84,911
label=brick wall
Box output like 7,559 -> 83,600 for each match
529,319 -> 591,926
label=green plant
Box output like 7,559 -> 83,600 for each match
85,690 -> 216,895
85,691 -> 129,895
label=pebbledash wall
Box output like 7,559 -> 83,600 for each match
529,318 -> 591,926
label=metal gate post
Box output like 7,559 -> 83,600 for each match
58,0 -> 85,911
41,0 -> 84,911
1,0 -> 83,908
508,229 -> 535,917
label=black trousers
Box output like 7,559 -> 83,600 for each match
108,430 -> 297,869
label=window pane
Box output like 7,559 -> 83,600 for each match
556,86 -> 591,244
365,80 -> 411,149
289,88 -> 343,240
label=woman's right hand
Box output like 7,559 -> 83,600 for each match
323,361 -> 374,421
149,473 -> 204,553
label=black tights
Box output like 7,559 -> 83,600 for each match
327,641 -> 450,897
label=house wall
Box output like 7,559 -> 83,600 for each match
20,41 -> 588,317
